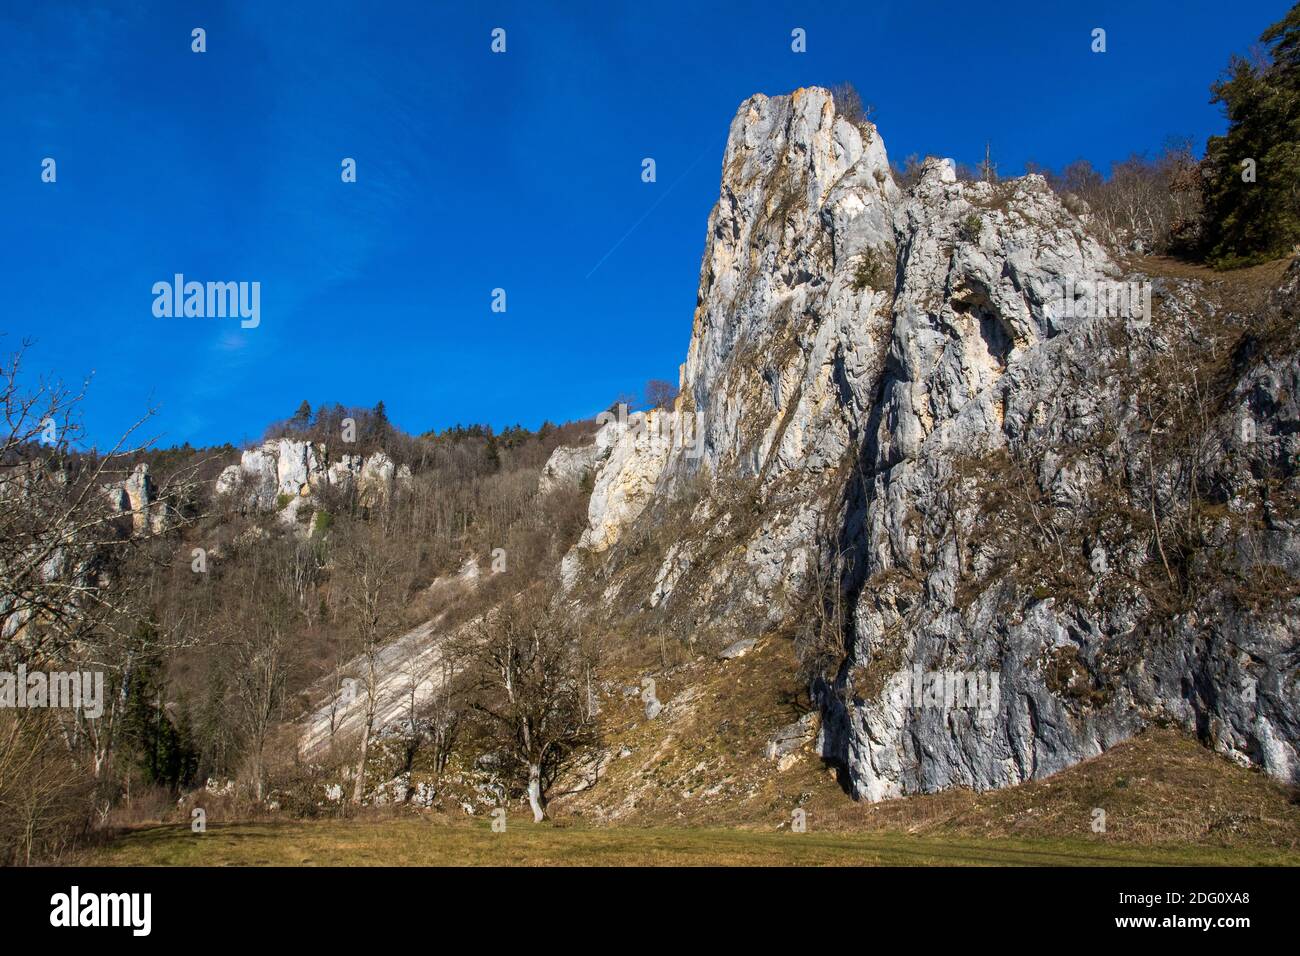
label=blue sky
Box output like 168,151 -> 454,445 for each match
1,0 -> 1291,449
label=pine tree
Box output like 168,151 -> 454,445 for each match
371,400 -> 391,445
1201,4 -> 1300,266
290,400 -> 312,430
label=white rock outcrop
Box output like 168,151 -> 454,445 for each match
567,88 -> 900,607
104,463 -> 166,534
275,438 -> 320,497
326,454 -> 364,493
538,440 -> 606,495
214,440 -> 409,530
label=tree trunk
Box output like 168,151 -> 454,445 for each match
352,724 -> 371,804
252,748 -> 264,802
527,763 -> 545,823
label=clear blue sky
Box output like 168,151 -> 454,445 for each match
1,0 -> 1291,449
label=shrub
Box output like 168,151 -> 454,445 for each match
0,712 -> 96,865
831,82 -> 873,126
312,509 -> 334,538
1034,147 -> 1202,255
892,153 -> 925,189
851,247 -> 894,292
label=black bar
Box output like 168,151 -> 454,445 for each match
0,865 -> 1292,942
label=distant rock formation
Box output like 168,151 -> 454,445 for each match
215,438 -> 411,529
104,463 -> 167,534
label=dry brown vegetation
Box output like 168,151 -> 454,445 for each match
81,631 -> 1300,864
0,359 -> 601,863
835,728 -> 1300,848
551,636 -> 1300,853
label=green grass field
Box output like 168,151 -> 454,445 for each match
83,819 -> 1300,867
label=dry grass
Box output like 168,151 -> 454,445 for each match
1124,254 -> 1293,311
557,631 -> 813,826
81,818 -> 1300,867
811,729 -> 1300,849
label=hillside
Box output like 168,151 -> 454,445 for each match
173,89 -> 1299,839
6,86 -> 1300,867
173,88 -> 1300,830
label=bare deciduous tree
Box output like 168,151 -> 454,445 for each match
225,545 -> 297,801
333,523 -> 407,804
0,341 -> 158,658
0,710 -> 94,865
0,342 -> 201,862
461,587 -> 599,822
644,379 -> 679,411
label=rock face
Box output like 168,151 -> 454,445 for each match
766,712 -> 818,762
538,441 -> 605,495
221,444 -> 280,511
105,463 -> 166,533
298,618 -> 449,759
562,86 -> 1300,798
567,88 -> 904,616
327,454 -> 364,494
215,440 -> 407,518
275,438 -> 320,498
358,451 -> 398,506
580,411 -> 678,553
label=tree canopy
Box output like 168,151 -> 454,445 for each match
1201,4 -> 1300,266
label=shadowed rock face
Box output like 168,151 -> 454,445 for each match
559,86 -> 1300,799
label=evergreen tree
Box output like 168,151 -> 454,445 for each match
371,400 -> 391,445
290,400 -> 313,430
1201,4 -> 1300,266
120,624 -> 199,791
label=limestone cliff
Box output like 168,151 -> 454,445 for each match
558,87 -> 1300,799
